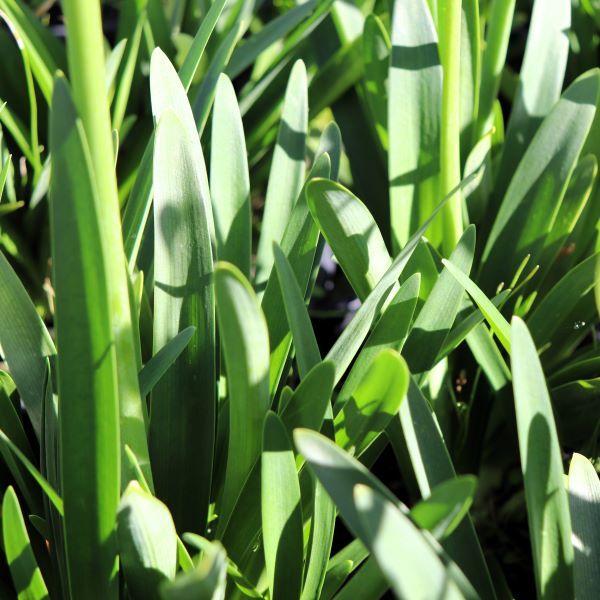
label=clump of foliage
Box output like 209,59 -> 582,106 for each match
0,0 -> 599,599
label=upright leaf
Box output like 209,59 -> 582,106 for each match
568,453 -> 600,600
261,412 -> 304,600
215,263 -> 270,536
510,317 -> 573,598
211,74 -> 251,276
49,76 -> 119,599
149,108 -> 216,533
388,0 -> 442,250
255,60 -> 307,288
2,486 -> 48,600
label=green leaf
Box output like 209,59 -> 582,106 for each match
178,0 -> 227,90
334,349 -> 408,457
184,534 -> 263,599
391,378 -> 496,600
442,258 -> 511,352
324,174 -> 473,385
111,14 -> 145,133
117,481 -> 177,600
211,74 -> 251,276
410,476 -> 477,539
480,70 -> 600,294
0,250 -> 55,438
0,0 -> 65,102
149,107 -> 216,533
307,179 -> 391,301
388,0 -> 442,251
215,263 -> 270,536
352,484 -> 464,600
49,75 -> 119,598
280,361 -> 335,435
138,326 -> 195,398
527,252 -> 599,348
363,14 -> 390,150
321,540 -> 369,599
262,152 -> 330,395
255,60 -> 307,288
496,0 -> 571,187
192,23 -> 242,136
330,558 -> 388,600
510,317 -> 573,598
227,0 -> 319,79
403,225 -> 475,373
2,486 -> 48,600
568,453 -> 600,600
336,273 -> 420,409
476,0 -> 516,140
261,412 -> 303,599
273,242 -> 320,378
294,429 -> 397,542
161,540 -> 227,600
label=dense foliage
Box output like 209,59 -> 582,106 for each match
0,0 -> 599,598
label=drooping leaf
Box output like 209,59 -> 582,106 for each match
352,484 -> 464,600
307,179 -> 391,301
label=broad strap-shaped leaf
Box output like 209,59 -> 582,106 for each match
138,326 -> 195,398
480,70 -> 600,294
568,453 -> 600,600
149,107 -> 216,534
262,153 -> 331,395
410,476 -> 477,540
273,242 -> 321,377
390,378 -> 496,600
363,14 -> 390,150
476,0 -> 516,140
150,48 -> 215,245
353,485 -> 464,600
497,0 -> 571,189
442,258 -> 511,352
261,412 -> 304,599
388,0 -> 442,251
353,485 -> 463,600
510,317 -> 574,598
211,74 -> 251,276
336,273 -> 420,408
280,361 -> 335,435
403,225 -> 475,373
2,486 -> 48,600
161,540 -> 227,600
307,179 -> 391,300
49,75 -> 119,599
0,250 -> 55,439
117,482 -> 177,600
215,263 -> 270,536
255,60 -> 308,288
323,173 -> 474,385
294,428 -> 397,541
334,349 -> 409,457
